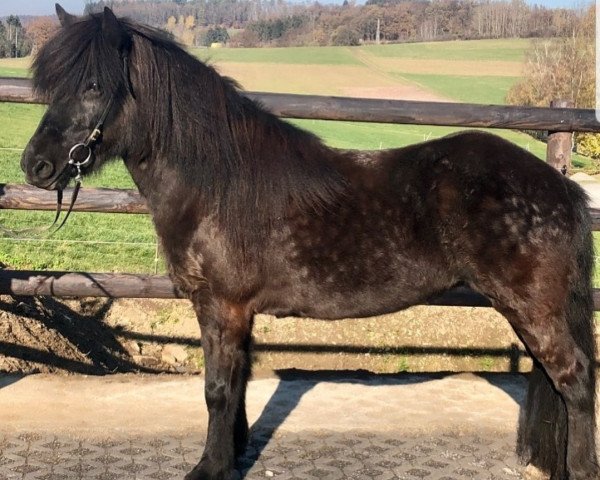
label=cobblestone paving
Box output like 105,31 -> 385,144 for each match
0,373 -> 529,479
0,429 -> 522,480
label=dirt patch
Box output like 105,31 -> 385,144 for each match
213,63 -> 449,102
0,294 -> 538,376
0,296 -> 200,375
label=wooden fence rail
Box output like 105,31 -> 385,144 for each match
0,270 -> 181,298
1,270 -> 600,310
3,184 -> 600,230
1,76 -> 599,132
0,184 -> 147,214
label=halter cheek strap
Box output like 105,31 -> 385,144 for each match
50,98 -> 113,235
67,96 -> 115,182
51,54 -> 128,234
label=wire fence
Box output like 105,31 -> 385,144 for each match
0,220 -> 163,274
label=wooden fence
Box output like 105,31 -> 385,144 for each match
1,77 -> 600,308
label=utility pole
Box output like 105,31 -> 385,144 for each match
376,18 -> 380,44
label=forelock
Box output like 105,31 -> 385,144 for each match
32,13 -> 127,103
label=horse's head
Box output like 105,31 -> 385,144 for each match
21,5 -> 132,190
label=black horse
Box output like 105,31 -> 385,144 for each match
21,5 -> 598,480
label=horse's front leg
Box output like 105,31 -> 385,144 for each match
186,297 -> 253,480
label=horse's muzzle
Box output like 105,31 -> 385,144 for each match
22,144 -> 62,190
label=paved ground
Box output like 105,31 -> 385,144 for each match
0,371 -> 528,479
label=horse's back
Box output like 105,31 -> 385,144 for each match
393,130 -> 591,308
262,130 -> 590,319
381,130 -> 588,233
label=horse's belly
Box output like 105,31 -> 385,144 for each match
261,266 -> 455,319
263,202 -> 455,319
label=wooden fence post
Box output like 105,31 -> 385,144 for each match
546,99 -> 574,174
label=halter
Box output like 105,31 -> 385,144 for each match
51,55 -> 129,233
50,97 -> 115,233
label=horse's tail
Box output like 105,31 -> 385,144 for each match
517,182 -> 596,478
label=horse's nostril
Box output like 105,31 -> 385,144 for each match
32,159 -> 55,180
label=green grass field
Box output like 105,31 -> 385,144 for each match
195,45 -> 362,65
362,39 -> 530,62
0,38 -> 596,276
0,57 -> 29,78
398,74 -> 520,105
194,40 -> 526,105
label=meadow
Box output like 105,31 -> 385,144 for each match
0,38 -> 595,275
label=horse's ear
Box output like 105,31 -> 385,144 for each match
102,7 -> 131,53
55,3 -> 75,27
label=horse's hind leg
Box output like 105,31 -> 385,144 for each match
512,313 -> 596,479
492,292 -> 597,480
185,297 -> 253,480
465,194 -> 597,479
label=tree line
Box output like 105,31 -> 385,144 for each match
85,0 -> 581,47
0,16 -> 31,58
506,6 -> 598,160
0,14 -> 62,59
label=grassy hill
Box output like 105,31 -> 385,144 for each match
0,57 -> 29,78
192,39 -> 525,105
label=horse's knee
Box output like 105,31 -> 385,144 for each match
205,379 -> 227,411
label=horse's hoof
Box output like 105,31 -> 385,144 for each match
523,464 -> 551,480
184,465 -> 241,480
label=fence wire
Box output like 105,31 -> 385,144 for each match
0,233 -> 163,274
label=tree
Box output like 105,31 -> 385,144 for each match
228,28 -> 260,47
204,26 -> 230,45
26,18 -> 58,55
184,15 -> 196,29
506,6 -> 597,157
506,6 -> 593,109
6,15 -> 21,57
4,15 -> 30,58
331,25 -> 359,45
0,21 -> 10,57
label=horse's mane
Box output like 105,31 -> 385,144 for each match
33,13 -> 346,251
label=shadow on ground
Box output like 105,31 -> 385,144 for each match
239,368 -> 526,477
0,295 -> 170,374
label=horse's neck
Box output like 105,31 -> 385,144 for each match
124,154 -> 195,215
122,89 -> 347,256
